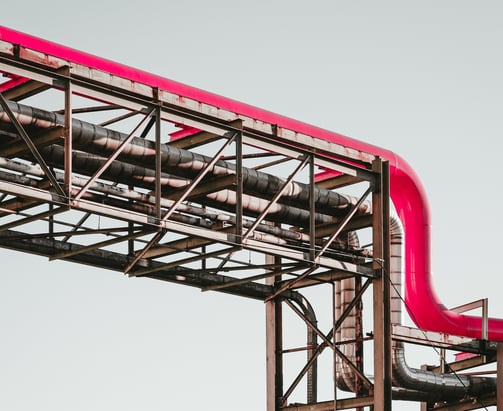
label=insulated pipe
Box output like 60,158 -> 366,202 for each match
0,157 -> 332,245
0,100 -> 368,221
335,231 -> 365,394
388,218 -> 496,398
0,100 -> 353,227
0,26 -> 500,341
38,144 -> 337,227
336,218 -> 497,399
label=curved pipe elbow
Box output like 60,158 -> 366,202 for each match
387,153 -> 503,341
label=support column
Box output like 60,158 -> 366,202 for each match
372,158 -> 392,411
64,76 -> 72,197
266,254 -> 283,411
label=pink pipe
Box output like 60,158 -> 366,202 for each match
1,26 -> 501,341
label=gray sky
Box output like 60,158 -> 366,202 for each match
1,1 -> 503,410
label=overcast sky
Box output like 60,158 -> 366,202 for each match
1,2 -> 503,410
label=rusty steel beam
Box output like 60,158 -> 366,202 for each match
165,175 -> 236,201
372,158 -> 392,411
130,246 -> 237,277
202,265 -> 307,292
0,228 -> 279,300
0,205 -> 67,232
49,230 -> 149,261
0,126 -> 64,157
314,215 -> 373,238
315,174 -> 364,190
430,396 -> 496,411
266,256 -> 283,410
1,78 -> 50,101
282,396 -> 375,410
168,119 -> 243,149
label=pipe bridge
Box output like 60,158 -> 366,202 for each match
0,26 -> 501,410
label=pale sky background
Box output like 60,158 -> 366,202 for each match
1,1 -> 503,410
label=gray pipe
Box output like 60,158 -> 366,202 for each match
0,100 -> 370,220
38,144 -> 336,226
388,218 -> 496,398
335,218 -> 496,400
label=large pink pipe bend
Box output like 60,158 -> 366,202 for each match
1,26 -> 502,341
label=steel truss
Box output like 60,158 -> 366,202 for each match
0,38 -> 499,410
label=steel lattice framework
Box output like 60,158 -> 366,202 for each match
0,31 -> 500,410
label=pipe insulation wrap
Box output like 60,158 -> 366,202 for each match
0,100 -> 370,227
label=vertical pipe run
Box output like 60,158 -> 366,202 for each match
332,283 -> 338,409
235,130 -> 243,242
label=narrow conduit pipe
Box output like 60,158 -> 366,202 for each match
0,26 -> 501,340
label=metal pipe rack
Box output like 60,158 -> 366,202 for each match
0,27 -> 500,410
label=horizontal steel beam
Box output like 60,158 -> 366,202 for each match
0,228 -> 273,300
392,325 -> 496,354
282,396 -> 374,410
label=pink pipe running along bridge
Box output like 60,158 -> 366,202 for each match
0,26 -> 493,341
0,26 -> 501,410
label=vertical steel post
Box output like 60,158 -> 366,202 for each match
382,160 -> 392,406
372,158 -> 392,411
49,203 -> 54,235
354,275 -> 364,411
307,153 -> 317,405
266,254 -> 283,411
309,154 -> 315,263
154,89 -> 162,222
64,76 -> 72,198
235,130 -> 243,242
332,282 -> 338,410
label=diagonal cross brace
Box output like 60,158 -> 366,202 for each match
73,107 -> 156,201
285,299 -> 373,389
315,185 -> 373,259
0,93 -> 66,199
281,279 -> 372,401
241,154 -> 310,242
123,132 -> 237,273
